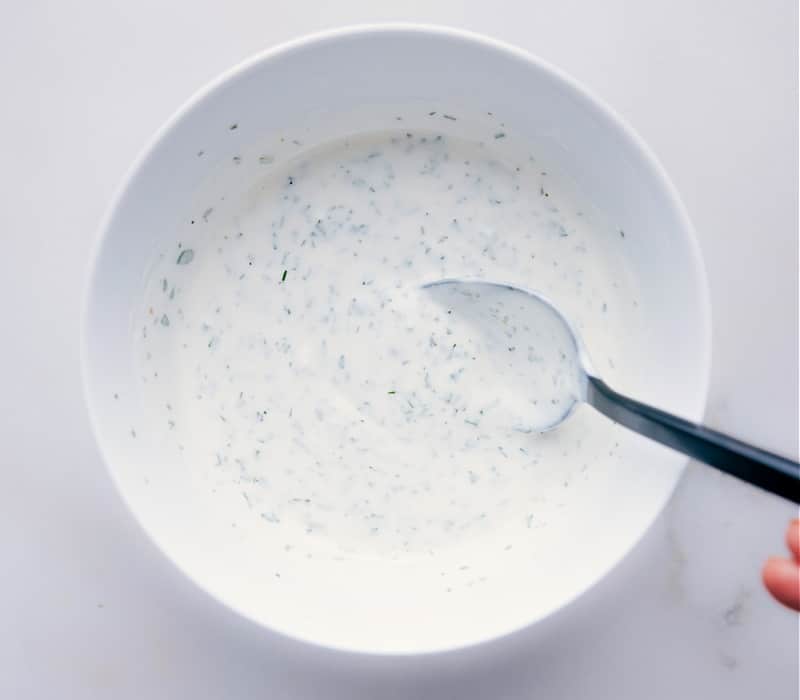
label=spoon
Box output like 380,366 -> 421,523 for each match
422,278 -> 800,503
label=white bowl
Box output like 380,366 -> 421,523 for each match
82,25 -> 711,655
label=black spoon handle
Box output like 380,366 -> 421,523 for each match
585,376 -> 800,503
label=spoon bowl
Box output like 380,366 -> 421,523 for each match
422,278 -> 591,432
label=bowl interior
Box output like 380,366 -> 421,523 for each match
84,27 -> 710,654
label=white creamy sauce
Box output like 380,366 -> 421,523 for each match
135,128 -> 642,560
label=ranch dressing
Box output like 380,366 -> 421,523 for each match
135,129 -> 642,559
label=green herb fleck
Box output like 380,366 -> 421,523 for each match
281,269 -> 287,283
387,390 -> 396,395
494,132 -> 506,139
176,249 -> 194,265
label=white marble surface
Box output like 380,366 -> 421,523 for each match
1,1 -> 797,698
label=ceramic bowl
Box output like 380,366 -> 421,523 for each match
82,25 -> 711,655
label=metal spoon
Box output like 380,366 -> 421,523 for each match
423,278 -> 799,503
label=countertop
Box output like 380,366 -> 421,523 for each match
1,1 -> 797,698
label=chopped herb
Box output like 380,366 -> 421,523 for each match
387,390 -> 396,395
281,269 -> 287,283
176,249 -> 194,265
443,114 -> 457,121
229,123 -> 238,130
494,132 -> 506,139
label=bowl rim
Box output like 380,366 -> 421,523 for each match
81,22 -> 713,658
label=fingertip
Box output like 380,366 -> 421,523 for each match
762,555 -> 780,589
763,556 -> 800,611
